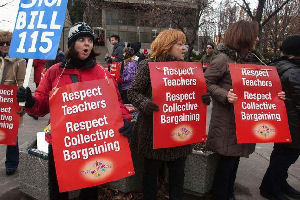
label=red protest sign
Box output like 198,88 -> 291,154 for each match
229,64 -> 291,143
110,62 -> 121,80
0,85 -> 20,145
49,79 -> 134,192
203,63 -> 210,68
149,62 -> 207,149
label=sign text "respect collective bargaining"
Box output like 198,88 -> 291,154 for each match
9,0 -> 68,59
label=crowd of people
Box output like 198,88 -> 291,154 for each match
0,19 -> 299,200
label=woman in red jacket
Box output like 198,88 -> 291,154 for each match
17,22 -> 131,200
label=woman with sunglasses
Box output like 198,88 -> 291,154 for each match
0,31 -> 26,176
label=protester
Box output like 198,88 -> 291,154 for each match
128,29 -> 193,200
0,31 -> 26,176
204,20 -> 285,200
16,22 -> 132,200
260,35 -> 300,200
33,59 -> 46,88
120,47 -> 138,104
200,42 -> 217,69
127,42 -> 146,63
105,34 -> 125,64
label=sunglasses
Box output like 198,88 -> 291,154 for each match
0,41 -> 10,46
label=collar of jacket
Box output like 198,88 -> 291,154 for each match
222,46 -> 261,64
60,57 -> 96,69
3,56 -> 17,63
153,55 -> 182,62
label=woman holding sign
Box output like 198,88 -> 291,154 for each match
204,20 -> 285,200
17,22 -> 132,200
128,29 -> 191,200
0,31 -> 26,176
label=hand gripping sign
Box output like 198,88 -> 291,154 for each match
50,79 -> 134,192
149,62 -> 207,149
0,85 -> 20,145
229,64 -> 291,143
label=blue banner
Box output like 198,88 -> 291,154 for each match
9,0 -> 68,59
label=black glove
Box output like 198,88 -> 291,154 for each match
17,86 -> 35,108
119,119 -> 132,138
143,100 -> 159,115
201,93 -> 211,105
105,56 -> 112,64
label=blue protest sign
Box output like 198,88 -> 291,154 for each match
9,0 -> 68,59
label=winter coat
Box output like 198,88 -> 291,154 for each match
204,48 -> 261,157
276,58 -> 300,149
121,60 -> 138,91
128,58 -> 192,161
33,59 -> 46,83
200,52 -> 217,65
0,56 -> 26,124
112,41 -> 125,63
0,56 -> 26,86
26,59 -> 131,121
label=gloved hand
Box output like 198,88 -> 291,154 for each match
201,93 -> 211,105
105,56 -> 112,64
143,100 -> 159,115
119,119 -> 132,138
17,86 -> 35,108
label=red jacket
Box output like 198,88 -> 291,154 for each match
26,62 -> 131,121
33,59 -> 47,83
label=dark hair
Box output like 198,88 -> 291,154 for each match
280,34 -> 300,57
110,35 -> 120,42
65,42 -> 100,60
223,20 -> 258,51
207,42 -> 215,49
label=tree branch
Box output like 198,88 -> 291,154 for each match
262,0 -> 291,26
0,0 -> 13,7
239,0 -> 254,20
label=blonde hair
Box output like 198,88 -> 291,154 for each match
151,29 -> 186,61
0,30 -> 12,42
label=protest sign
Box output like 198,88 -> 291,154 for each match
50,79 -> 134,192
149,62 -> 207,149
0,85 -> 20,145
110,62 -> 121,81
9,0 -> 68,59
229,64 -> 291,143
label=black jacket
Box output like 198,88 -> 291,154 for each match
112,41 -> 125,63
276,57 -> 300,149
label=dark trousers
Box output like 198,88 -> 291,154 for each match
120,89 -> 129,104
260,144 -> 300,196
143,157 -> 186,200
211,155 -> 240,200
48,145 -> 98,200
5,141 -> 19,170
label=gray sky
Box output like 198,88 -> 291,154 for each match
0,0 -> 20,31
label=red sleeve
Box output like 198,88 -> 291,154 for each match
25,69 -> 52,116
33,59 -> 38,68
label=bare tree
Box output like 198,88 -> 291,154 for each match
236,0 -> 294,50
261,0 -> 300,59
0,0 -> 13,7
